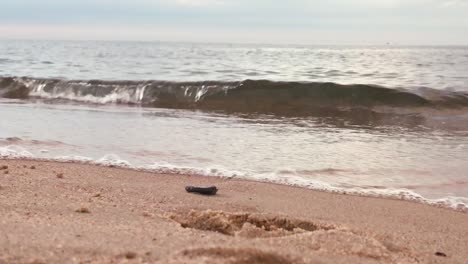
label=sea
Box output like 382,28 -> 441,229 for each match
1,40 -> 468,210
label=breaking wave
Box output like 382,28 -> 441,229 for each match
1,76 -> 468,116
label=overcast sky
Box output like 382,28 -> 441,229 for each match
1,0 -> 467,45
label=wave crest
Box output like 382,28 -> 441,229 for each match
1,76 -> 468,116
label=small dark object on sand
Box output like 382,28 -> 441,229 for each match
75,207 -> 90,213
185,186 -> 218,195
435,252 -> 447,257
125,251 -> 137,259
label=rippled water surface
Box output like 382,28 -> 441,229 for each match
1,40 -> 468,90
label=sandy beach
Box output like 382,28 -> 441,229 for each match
0,159 -> 467,264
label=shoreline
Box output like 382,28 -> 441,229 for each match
1,156 -> 467,213
1,159 -> 468,263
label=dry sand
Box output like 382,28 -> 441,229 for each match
0,159 -> 467,264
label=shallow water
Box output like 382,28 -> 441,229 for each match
1,40 -> 468,209
1,101 -> 467,206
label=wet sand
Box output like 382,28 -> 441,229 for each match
0,159 -> 467,264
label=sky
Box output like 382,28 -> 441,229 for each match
0,0 -> 467,45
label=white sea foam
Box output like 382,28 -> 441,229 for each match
30,88 -> 139,105
53,154 -> 131,167
54,155 -> 94,162
95,154 -> 131,167
0,145 -> 33,158
1,146 -> 467,211
429,196 -> 468,210
25,79 -> 150,105
146,161 -> 247,178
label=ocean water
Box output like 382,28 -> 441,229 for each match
1,40 -> 468,209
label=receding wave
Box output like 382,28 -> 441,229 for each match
1,76 -> 468,116
1,148 -> 467,211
